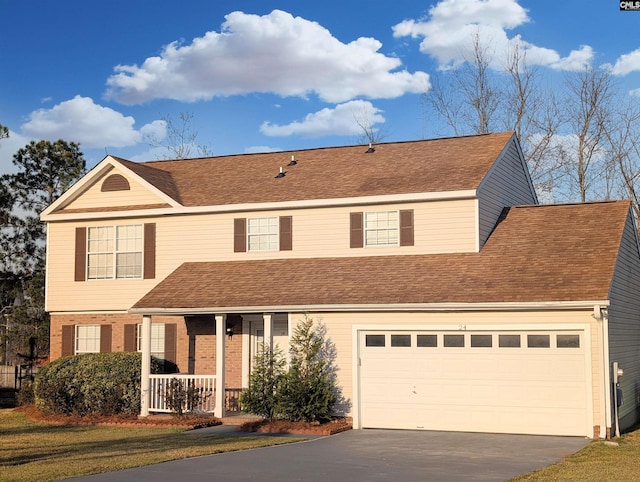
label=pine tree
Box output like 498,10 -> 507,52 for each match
239,343 -> 286,420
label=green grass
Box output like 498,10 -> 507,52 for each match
0,409 -> 302,482
510,428 -> 640,481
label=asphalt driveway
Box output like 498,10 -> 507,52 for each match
69,428 -> 589,482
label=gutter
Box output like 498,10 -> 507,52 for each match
129,300 -> 610,316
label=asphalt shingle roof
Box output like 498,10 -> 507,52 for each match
131,200 -> 630,312
115,132 -> 515,207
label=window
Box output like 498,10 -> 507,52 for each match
417,334 -> 437,347
391,334 -> 411,347
365,211 -> 399,247
365,334 -> 385,347
87,225 -> 142,279
557,334 -> 580,348
75,325 -> 101,354
137,323 -> 166,358
444,334 -> 465,347
499,334 -> 521,348
471,334 -> 492,347
234,216 -> 292,252
247,217 -> 278,251
527,334 -> 550,348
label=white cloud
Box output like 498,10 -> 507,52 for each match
260,100 -> 384,137
244,145 -> 282,154
609,48 -> 640,76
105,9 -> 430,104
629,88 -> 640,98
393,0 -> 592,72
20,96 -> 163,148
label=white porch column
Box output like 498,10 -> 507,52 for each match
140,315 -> 152,417
263,313 -> 274,350
214,314 -> 226,418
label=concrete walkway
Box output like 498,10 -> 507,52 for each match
68,429 -> 589,482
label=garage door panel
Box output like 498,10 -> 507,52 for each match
359,330 -> 588,436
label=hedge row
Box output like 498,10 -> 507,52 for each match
34,352 -> 164,416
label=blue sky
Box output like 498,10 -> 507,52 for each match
0,0 -> 638,172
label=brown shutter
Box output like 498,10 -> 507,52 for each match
234,218 -> 247,252
164,323 -> 177,366
61,325 -> 75,357
124,324 -> 137,352
399,209 -> 414,246
100,325 -> 112,353
143,223 -> 156,279
279,216 -> 292,251
74,227 -> 87,281
350,212 -> 364,248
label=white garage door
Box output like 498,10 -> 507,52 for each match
359,330 -> 588,436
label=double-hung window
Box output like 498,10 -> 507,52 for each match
247,217 -> 279,252
87,225 -> 143,279
137,323 -> 166,359
75,324 -> 101,354
364,211 -> 399,247
350,210 -> 414,248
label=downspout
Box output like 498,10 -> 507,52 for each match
599,306 -> 612,439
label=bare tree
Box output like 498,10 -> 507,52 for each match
351,103 -> 389,146
502,42 -> 564,201
425,31 -> 500,137
145,112 -> 213,159
562,68 -> 614,202
0,124 -> 8,141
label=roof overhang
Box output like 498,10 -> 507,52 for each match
41,189 -> 477,222
128,300 -> 610,316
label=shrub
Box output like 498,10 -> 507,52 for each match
239,343 -> 286,420
163,378 -> 207,416
34,352 -> 164,416
278,316 -> 337,423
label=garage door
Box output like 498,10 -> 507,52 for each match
359,330 -> 588,436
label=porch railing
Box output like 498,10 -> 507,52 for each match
148,375 -> 243,414
149,374 -> 216,413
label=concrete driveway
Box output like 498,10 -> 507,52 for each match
69,428 -> 589,482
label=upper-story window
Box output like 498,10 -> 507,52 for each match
234,216 -> 292,253
87,225 -> 143,279
365,211 -> 399,247
247,217 -> 279,252
350,210 -> 414,248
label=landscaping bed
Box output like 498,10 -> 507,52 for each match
19,405 -> 221,429
239,417 -> 352,436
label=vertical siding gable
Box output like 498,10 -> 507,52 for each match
477,138 -> 537,249
606,209 -> 640,431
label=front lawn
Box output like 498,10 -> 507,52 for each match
511,428 -> 640,481
0,409 -> 302,482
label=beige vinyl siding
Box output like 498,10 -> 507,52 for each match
62,168 -> 167,210
46,199 -> 477,312
606,209 -> 640,431
298,310 -> 600,426
477,138 -> 536,248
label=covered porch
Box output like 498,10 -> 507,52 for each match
136,312 -> 290,418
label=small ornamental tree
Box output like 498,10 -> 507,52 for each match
278,316 -> 337,423
239,343 -> 286,420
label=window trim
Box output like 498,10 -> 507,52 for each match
75,324 -> 101,354
247,216 -> 279,252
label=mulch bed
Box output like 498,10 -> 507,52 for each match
238,417 -> 352,436
16,406 -> 352,435
17,405 -> 222,429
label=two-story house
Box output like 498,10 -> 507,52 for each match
42,131 -> 640,438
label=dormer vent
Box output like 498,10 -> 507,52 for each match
275,166 -> 286,179
365,143 -> 375,154
288,155 -> 297,166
